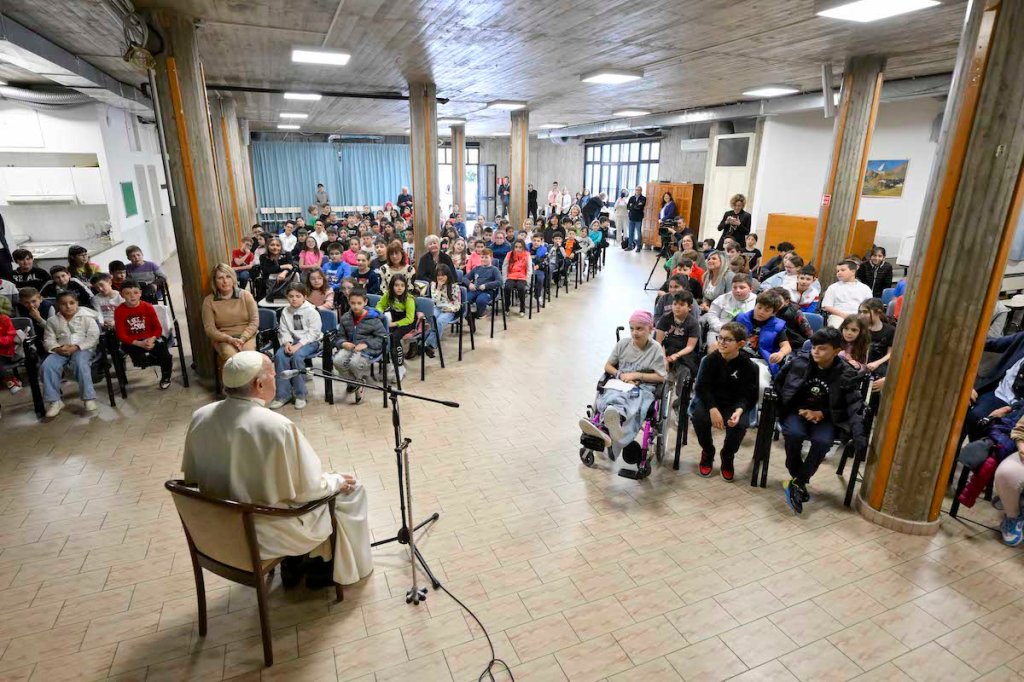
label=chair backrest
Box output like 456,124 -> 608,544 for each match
318,308 -> 338,333
805,312 -> 824,332
459,286 -> 469,314
881,288 -> 896,305
166,481 -> 257,571
258,307 -> 278,332
414,296 -> 435,317
367,294 -> 382,309
10,316 -> 33,336
153,304 -> 174,340
802,339 -> 812,352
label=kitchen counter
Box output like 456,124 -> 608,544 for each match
16,236 -> 123,270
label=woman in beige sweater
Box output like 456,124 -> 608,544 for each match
202,263 -> 259,359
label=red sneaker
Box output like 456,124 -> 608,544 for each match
721,462 -> 734,481
698,450 -> 713,477
5,377 -> 22,394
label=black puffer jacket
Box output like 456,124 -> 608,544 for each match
773,351 -> 866,440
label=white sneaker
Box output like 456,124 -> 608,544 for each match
45,400 -> 64,418
579,418 -> 612,448
83,400 -> 97,413
294,398 -> 307,410
604,407 -> 626,445
518,311 -> 526,318
268,399 -> 286,409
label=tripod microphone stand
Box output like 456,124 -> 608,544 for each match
291,367 -> 458,605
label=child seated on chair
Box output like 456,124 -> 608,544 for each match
551,234 -> 570,285
11,249 -> 50,290
125,245 -> 166,302
40,265 -> 93,307
269,283 -> 322,411
502,239 -> 532,317
426,264 -> 460,357
774,328 -> 866,515
323,245 -> 352,291
821,260 -> 872,328
705,274 -> 756,351
16,287 -> 53,355
376,274 -> 416,367
465,248 -> 502,319
304,270 -> 335,312
334,287 -> 387,404
838,315 -> 871,371
654,275 -> 700,327
691,321 -> 759,480
41,291 -> 101,418
529,234 -> 548,297
770,287 -> 813,349
0,311 -> 23,394
734,290 -> 793,378
656,290 -> 699,390
108,261 -> 128,293
794,265 -> 820,311
114,280 -> 173,390
992,412 -> 1024,546
351,252 -> 382,295
578,311 -> 666,457
90,273 -> 123,329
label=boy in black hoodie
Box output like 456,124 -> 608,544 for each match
774,327 -> 866,514
691,321 -> 760,481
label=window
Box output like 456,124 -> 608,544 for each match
583,139 -> 660,199
438,144 -> 482,217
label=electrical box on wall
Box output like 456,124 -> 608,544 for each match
680,138 -> 708,152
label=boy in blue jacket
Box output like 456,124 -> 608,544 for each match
529,234 -> 548,302
734,291 -> 792,376
322,245 -> 352,291
466,248 -> 502,319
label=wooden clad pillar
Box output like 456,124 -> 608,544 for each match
509,110 -> 529,231
222,99 -> 254,233
237,117 -> 257,227
450,123 -> 466,218
408,81 -> 439,257
812,55 -> 885,289
208,97 -> 238,247
859,0 -> 1024,533
148,8 -> 229,379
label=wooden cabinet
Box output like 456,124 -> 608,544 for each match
642,182 -> 703,248
762,213 -> 878,265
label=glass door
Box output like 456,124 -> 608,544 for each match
478,164 -> 496,221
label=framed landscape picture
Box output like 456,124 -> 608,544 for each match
862,159 -> 909,197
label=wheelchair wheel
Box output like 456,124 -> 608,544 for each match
579,448 -> 595,466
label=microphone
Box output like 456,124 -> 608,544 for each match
278,368 -> 312,379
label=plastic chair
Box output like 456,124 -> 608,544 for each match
8,317 -> 44,418
112,303 -> 189,398
805,313 -> 824,332
310,309 -> 338,404
881,288 -> 896,305
409,297 -> 444,381
165,480 -> 343,667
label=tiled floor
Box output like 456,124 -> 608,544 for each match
1,248 -> 1022,681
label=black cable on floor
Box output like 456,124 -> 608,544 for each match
435,582 -> 514,682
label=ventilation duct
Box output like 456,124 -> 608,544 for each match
0,84 -> 93,105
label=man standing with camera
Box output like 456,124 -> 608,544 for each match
626,186 -> 647,252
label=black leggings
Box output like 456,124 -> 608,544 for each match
503,280 -> 527,313
121,340 -> 173,378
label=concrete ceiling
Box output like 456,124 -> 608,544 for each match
2,0 -> 967,135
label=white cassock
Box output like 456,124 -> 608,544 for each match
181,396 -> 373,585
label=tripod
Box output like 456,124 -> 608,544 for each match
301,367 -> 458,604
643,253 -> 664,291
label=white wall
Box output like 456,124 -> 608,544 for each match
751,98 -> 944,255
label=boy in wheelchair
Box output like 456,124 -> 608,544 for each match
579,311 -> 666,462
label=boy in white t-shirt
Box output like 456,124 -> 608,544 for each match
820,260 -> 873,328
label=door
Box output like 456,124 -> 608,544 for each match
464,164 -> 479,219
147,165 -> 173,257
134,165 -> 159,260
477,164 -> 496,221
701,133 -> 755,238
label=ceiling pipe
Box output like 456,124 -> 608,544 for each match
537,73 -> 951,139
0,84 -> 93,105
207,83 -> 450,104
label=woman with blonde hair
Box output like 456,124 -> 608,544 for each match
202,263 -> 259,360
716,193 -> 751,249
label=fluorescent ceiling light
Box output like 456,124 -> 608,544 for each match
538,123 -> 567,129
437,117 -> 467,125
742,85 -> 800,97
0,80 -> 6,86
291,47 -> 351,66
486,100 -> 527,110
283,92 -> 322,101
491,132 -> 509,137
816,0 -> 939,22
580,69 -> 643,85
277,124 -> 301,130
612,109 -> 651,117
279,112 -> 308,119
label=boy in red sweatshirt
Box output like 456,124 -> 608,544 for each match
114,281 -> 173,389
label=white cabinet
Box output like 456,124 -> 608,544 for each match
71,167 -> 106,204
3,167 -> 76,197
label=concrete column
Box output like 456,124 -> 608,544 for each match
509,110 -> 529,231
859,0 -> 1024,533
812,55 -> 886,289
408,81 -> 439,257
148,8 -> 229,379
237,117 -> 257,227
450,123 -> 466,218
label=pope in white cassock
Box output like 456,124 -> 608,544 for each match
181,351 -> 373,585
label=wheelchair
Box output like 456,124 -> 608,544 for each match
579,327 -> 673,481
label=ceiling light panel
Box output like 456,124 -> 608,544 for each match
612,109 -> 651,117
291,48 -> 351,65
580,69 -> 644,84
816,0 -> 940,22
283,92 -> 322,101
279,112 -> 308,119
742,86 -> 800,97
486,100 -> 527,110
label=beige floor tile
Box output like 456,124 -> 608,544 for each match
401,611 -> 472,659
615,580 -> 684,621
0,621 -> 88,671
948,571 -> 1024,612
730,659 -> 800,681
612,615 -> 687,666
937,622 -> 1020,675
222,627 -> 298,678
813,585 -> 887,627
570,565 -> 636,601
850,662 -> 914,681
144,643 -> 226,682
870,604 -> 950,649
294,608 -> 366,657
506,613 -> 580,662
768,601 -> 845,647
665,598 -> 740,644
828,621 -> 909,671
892,558 -> 965,592
443,631 -> 519,681
23,643 -> 116,682
509,654 -> 567,681
563,595 -> 634,641
519,577 -> 587,620
977,602 -> 1024,650
554,633 -> 633,682
912,586 -> 989,629
759,567 -> 829,607
664,566 -> 733,604
334,629 -> 407,681
375,651 -> 453,682
891,641 -> 978,681
853,570 -> 927,608
477,561 -> 543,599
720,617 -> 798,669
780,638 -> 862,680
666,636 -> 748,681
607,656 -> 683,681
261,648 -> 338,682
715,584 -> 785,625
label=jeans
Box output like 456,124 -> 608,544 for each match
274,342 -> 320,400
503,279 -> 527,313
596,385 -> 655,450
466,290 -> 492,318
627,219 -> 642,249
426,310 -> 458,348
236,269 -> 251,287
780,412 -> 836,485
333,348 -> 374,385
691,400 -> 747,463
533,270 -> 546,297
42,349 -> 96,403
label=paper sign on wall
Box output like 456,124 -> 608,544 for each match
821,194 -> 831,207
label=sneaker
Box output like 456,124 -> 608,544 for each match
159,376 -> 171,390
268,399 -> 286,409
1001,516 -> 1024,547
720,458 -> 734,482
5,377 -> 22,394
784,479 -> 804,515
83,399 -> 97,413
425,346 -> 436,358
45,400 -> 64,418
355,387 -> 364,404
406,344 -> 419,360
345,385 -> 358,393
519,311 -> 526,318
604,407 -> 626,445
698,450 -> 714,477
579,418 -> 612,449
294,398 -> 307,410
469,303 -> 477,314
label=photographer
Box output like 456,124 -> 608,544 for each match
716,193 -> 752,249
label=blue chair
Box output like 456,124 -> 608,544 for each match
805,312 -> 824,332
256,308 -> 280,356
881,288 -> 896,305
304,309 -> 338,404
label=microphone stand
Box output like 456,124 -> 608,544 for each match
299,367 -> 457,605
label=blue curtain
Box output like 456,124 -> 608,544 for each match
251,141 -> 413,211
338,144 -> 411,206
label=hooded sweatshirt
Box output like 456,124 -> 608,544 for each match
277,300 -> 322,347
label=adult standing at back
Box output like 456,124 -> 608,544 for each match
397,186 -> 413,214
498,177 -> 510,217
613,190 -> 629,241
583,192 -> 606,226
547,182 -> 561,217
315,183 -> 330,212
559,187 -> 573,218
626,186 -> 647,252
527,184 -> 538,220
716,194 -> 751,249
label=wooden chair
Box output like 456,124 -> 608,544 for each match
164,480 -> 344,667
